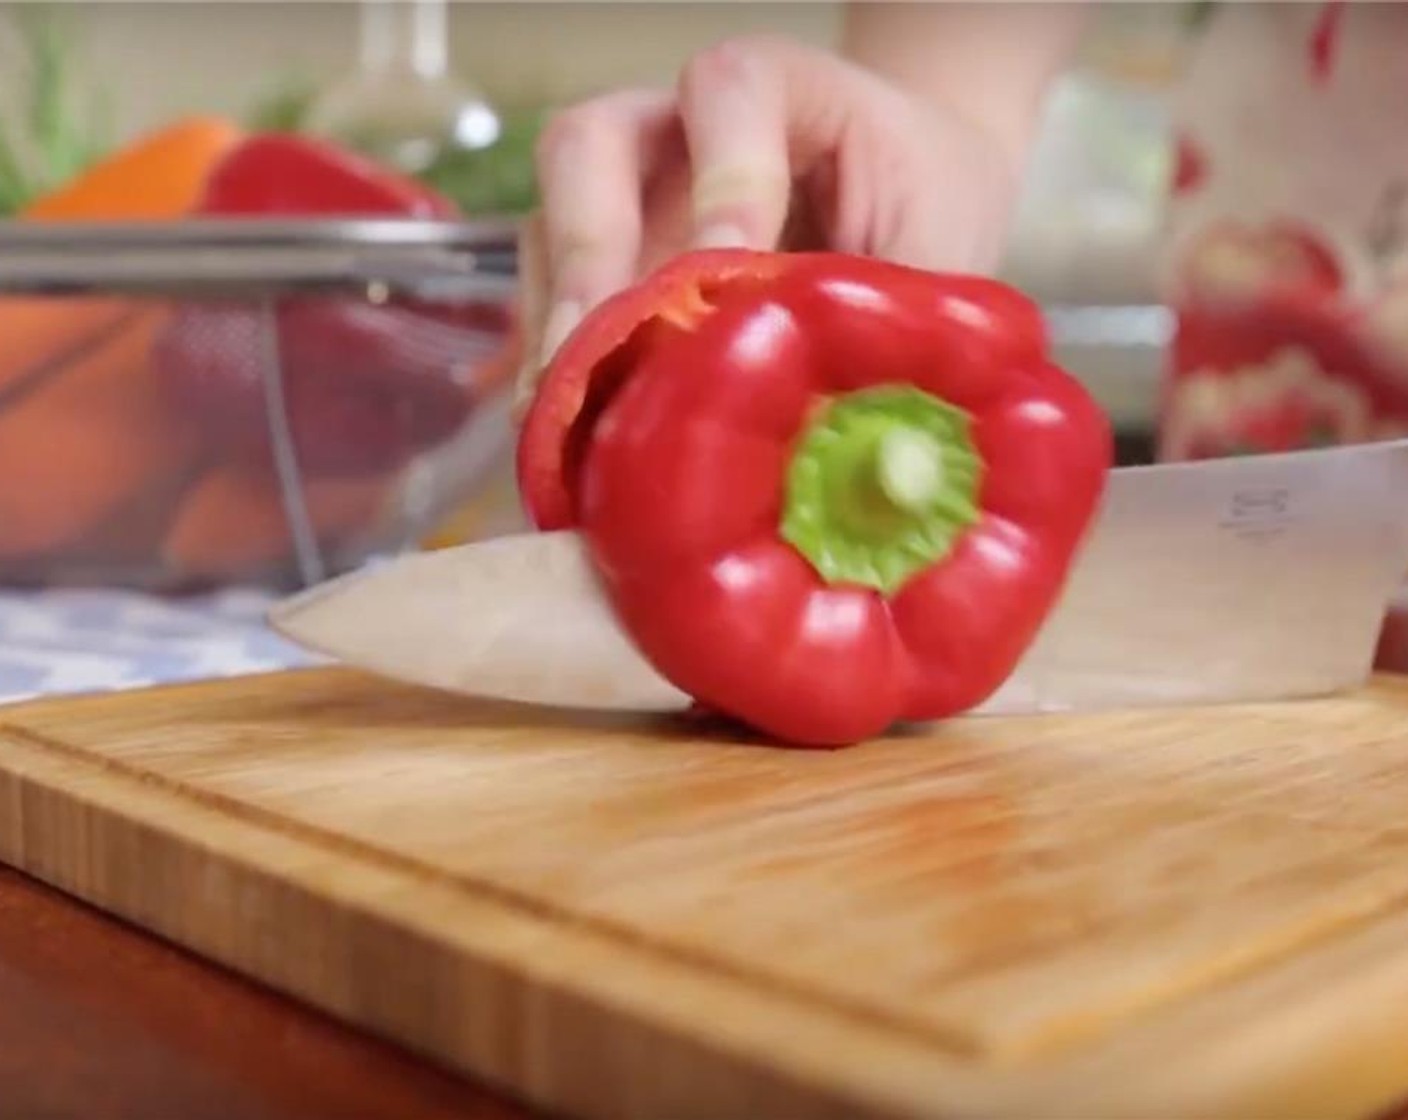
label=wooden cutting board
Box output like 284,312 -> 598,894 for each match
6,668 -> 1408,1119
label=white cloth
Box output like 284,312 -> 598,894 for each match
0,586 -> 318,706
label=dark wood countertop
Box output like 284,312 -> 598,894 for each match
6,861 -> 1408,1120
0,866 -> 526,1120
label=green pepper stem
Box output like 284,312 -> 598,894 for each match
875,426 -> 945,514
779,385 -> 983,595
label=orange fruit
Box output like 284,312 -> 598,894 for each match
0,307 -> 199,559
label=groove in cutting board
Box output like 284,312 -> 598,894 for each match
5,669 -> 1408,1119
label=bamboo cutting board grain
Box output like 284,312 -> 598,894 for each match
6,670 -> 1408,1118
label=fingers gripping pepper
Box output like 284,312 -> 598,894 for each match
517,250 -> 1112,746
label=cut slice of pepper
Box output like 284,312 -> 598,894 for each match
517,249 -> 785,530
518,249 -> 1113,746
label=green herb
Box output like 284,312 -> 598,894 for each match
0,5 -> 110,215
1185,1 -> 1217,30
415,105 -> 544,215
245,73 -> 319,134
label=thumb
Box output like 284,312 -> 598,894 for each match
511,210 -> 550,423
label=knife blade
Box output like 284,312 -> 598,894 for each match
268,438 -> 1408,718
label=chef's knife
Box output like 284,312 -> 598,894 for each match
269,438 -> 1408,718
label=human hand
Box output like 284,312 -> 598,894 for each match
512,34 -> 1028,418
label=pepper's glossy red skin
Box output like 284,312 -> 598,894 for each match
518,250 -> 1112,746
154,133 -> 488,477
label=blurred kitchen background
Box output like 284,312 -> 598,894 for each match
0,1 -> 1197,603
0,0 -> 1193,402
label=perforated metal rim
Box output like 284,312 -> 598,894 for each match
0,217 -> 519,297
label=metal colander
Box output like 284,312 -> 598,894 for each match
0,217 -> 520,590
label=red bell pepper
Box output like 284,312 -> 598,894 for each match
154,133 -> 497,478
197,133 -> 458,219
154,296 -> 496,475
518,249 -> 1112,746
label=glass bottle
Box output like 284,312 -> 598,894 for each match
303,0 -> 500,175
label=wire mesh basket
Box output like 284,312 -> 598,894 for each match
0,216 -> 522,591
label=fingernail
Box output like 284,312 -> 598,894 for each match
694,223 -> 749,250
539,300 -> 583,367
